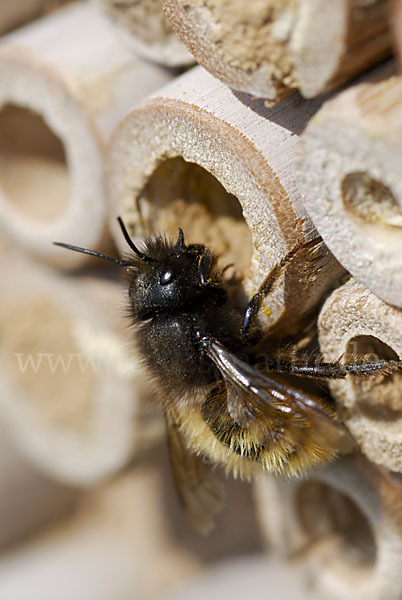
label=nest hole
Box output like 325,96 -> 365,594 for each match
346,335 -> 402,420
0,295 -> 94,432
297,481 -> 376,572
136,157 -> 253,277
341,172 -> 402,228
0,104 -> 70,221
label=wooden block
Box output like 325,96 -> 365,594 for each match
0,2 -> 173,268
297,63 -> 402,308
107,66 -> 344,335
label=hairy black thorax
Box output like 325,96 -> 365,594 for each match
126,234 -> 243,390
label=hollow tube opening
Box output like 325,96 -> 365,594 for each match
136,157 -> 253,277
346,335 -> 402,421
0,104 -> 70,222
341,172 -> 402,229
0,294 -> 94,432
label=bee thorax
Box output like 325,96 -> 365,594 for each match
137,313 -> 218,389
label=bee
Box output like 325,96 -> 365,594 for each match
55,219 -> 402,533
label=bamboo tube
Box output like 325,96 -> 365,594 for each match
93,0 -> 194,67
0,0 -> 70,34
318,278 -> 402,474
0,250 -> 148,486
107,66 -> 343,335
254,455 -> 402,600
291,0 -> 391,98
0,2 -> 173,269
162,0 -> 391,101
0,468 -> 202,600
0,417 -> 78,550
297,65 -> 402,308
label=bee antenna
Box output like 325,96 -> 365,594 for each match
175,228 -> 185,250
117,216 -> 153,261
53,242 -> 131,267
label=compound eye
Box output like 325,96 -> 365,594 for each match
160,269 -> 174,285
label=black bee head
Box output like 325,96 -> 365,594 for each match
53,218 -> 227,322
127,228 -> 217,320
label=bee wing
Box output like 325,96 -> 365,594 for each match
204,338 -> 352,452
165,411 -> 225,535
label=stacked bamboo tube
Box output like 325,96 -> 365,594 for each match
162,0 -> 392,101
254,456 -> 402,600
297,62 -> 402,307
318,279 -> 402,474
0,0 -> 172,524
1,0 -> 402,598
0,0 -> 174,491
0,1 -> 173,268
0,250 -> 150,485
241,13 -> 402,600
296,60 -> 402,474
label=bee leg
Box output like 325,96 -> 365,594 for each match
241,237 -> 322,343
264,357 -> 402,379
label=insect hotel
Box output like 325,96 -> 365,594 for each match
0,2 -> 401,600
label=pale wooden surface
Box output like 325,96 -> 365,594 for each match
0,1 -> 172,268
0,250 -> 148,485
93,0 -> 193,67
254,455 -> 402,600
292,0 -> 391,97
318,278 -> 402,473
162,0 -> 391,101
107,65 -> 344,335
297,63 -> 402,308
